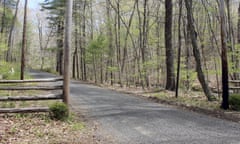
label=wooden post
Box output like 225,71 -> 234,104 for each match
63,0 -> 73,106
21,0 -> 28,80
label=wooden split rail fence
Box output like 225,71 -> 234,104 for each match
229,80 -> 240,93
0,77 -> 63,113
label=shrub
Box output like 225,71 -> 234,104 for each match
229,94 -> 240,111
49,102 -> 69,121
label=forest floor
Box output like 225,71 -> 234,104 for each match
0,111 -> 101,144
0,92 -> 101,144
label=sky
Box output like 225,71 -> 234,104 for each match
28,0 -> 44,9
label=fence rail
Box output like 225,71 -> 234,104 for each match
0,94 -> 62,101
0,77 -> 63,113
0,77 -> 63,83
229,80 -> 240,93
0,85 -> 63,91
0,107 -> 49,113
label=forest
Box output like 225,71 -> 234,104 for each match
0,0 -> 240,110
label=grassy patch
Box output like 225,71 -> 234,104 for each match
0,61 -> 31,80
229,94 -> 240,111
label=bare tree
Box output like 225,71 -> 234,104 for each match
63,0 -> 73,107
176,0 -> 183,98
0,0 -> 6,34
165,0 -> 175,91
6,0 -> 20,62
219,0 -> 229,109
21,0 -> 28,80
238,2 -> 240,44
37,14 -> 54,70
185,0 -> 213,101
105,0 -> 114,85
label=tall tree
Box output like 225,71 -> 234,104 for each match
142,0 -> 150,87
6,0 -> 20,62
37,14 -> 53,70
176,0 -> 183,97
0,0 -> 6,33
165,0 -> 175,91
219,0 -> 229,109
238,2 -> 240,44
63,0 -> 73,108
105,0 -> 114,85
41,0 -> 66,75
21,0 -> 28,80
81,0 -> 87,81
185,0 -> 213,101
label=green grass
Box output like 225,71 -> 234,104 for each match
229,94 -> 240,111
70,122 -> 85,131
0,61 -> 31,80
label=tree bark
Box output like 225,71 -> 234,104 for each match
82,0 -> 87,81
6,0 -> 20,62
185,0 -> 213,101
21,0 -> 28,80
219,0 -> 229,109
142,0 -> 149,87
165,0 -> 175,91
63,0 -> 73,107
176,0 -> 183,98
56,21 -> 64,75
226,0 -> 238,80
0,0 -> 6,34
105,0 -> 114,85
238,2 -> 240,44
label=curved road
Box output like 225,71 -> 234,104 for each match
29,70 -> 240,144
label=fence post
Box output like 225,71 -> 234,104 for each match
63,0 -> 73,108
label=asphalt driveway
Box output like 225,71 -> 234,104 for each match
29,70 -> 240,144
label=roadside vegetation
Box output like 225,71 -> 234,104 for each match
1,0 -> 240,143
0,63 -> 92,143
0,61 -> 22,80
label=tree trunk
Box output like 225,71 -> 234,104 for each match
142,0 -> 149,87
156,2 -> 161,85
73,1 -> 79,79
165,0 -> 175,91
21,0 -> 28,80
0,0 -> 6,34
56,21 -> 64,75
116,0 -> 122,87
226,0 -> 238,80
38,18 -> 44,69
219,0 -> 229,109
105,0 -> 114,85
82,0 -> 87,81
6,0 -> 20,62
63,0 -> 73,107
235,2 -> 240,80
238,2 -> 240,44
176,0 -> 183,98
185,0 -> 213,101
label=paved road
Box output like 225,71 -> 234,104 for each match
29,70 -> 240,144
